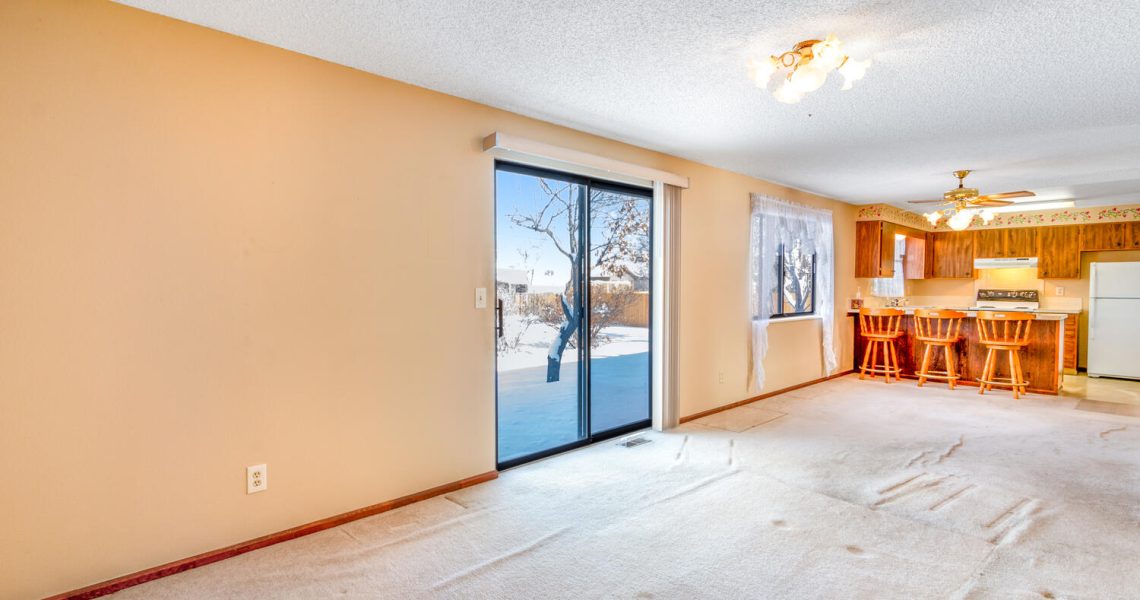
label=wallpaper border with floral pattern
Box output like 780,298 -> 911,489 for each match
856,203 -> 1140,231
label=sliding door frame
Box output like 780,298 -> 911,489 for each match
494,160 -> 653,470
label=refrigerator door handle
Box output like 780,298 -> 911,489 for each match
1088,300 -> 1095,341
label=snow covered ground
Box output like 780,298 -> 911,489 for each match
496,319 -> 650,462
496,317 -> 648,372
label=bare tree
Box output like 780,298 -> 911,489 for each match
509,180 -> 649,382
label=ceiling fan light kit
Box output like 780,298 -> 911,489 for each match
914,170 -> 1037,230
747,34 -> 871,104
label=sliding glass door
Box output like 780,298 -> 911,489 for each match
494,162 -> 652,468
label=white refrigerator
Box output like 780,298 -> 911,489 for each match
1088,262 -> 1140,380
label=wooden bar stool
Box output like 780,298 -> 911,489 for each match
914,309 -> 966,389
976,311 -> 1035,399
858,307 -> 904,383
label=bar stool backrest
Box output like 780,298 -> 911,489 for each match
913,308 -> 966,343
976,311 -> 1035,346
858,307 -> 904,337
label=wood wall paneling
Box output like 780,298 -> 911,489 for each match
1036,225 -> 1081,279
852,315 -> 1060,393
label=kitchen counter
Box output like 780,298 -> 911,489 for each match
846,308 -> 1074,320
848,311 -> 1065,394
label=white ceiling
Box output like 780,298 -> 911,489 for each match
115,0 -> 1140,209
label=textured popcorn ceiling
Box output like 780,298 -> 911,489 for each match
114,1 -> 1140,208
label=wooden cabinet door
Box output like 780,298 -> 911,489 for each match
1005,227 -> 1038,257
879,222 -> 896,277
974,229 -> 1004,258
931,231 -> 975,278
1062,314 -> 1078,372
1080,223 -> 1128,251
1037,225 -> 1081,279
1130,221 -> 1140,249
855,221 -> 883,278
903,235 -> 926,279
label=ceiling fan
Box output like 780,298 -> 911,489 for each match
910,170 -> 1035,230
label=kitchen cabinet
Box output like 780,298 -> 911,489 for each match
974,229 -> 1004,258
1037,225 -> 1081,279
974,227 -> 1037,258
1080,223 -> 1129,251
1130,221 -> 1140,249
855,220 -> 896,278
1063,314 -> 1078,373
903,235 -> 926,279
930,231 -> 975,278
1005,227 -> 1038,257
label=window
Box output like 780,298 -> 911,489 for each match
771,240 -> 816,317
871,235 -> 906,298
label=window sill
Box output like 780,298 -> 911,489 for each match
767,314 -> 823,324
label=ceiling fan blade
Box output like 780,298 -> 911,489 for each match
908,199 -> 947,204
978,191 -> 1035,201
973,199 -> 1014,207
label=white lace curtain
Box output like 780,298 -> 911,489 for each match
749,194 -> 837,391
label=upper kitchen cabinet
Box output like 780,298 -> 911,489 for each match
1037,225 -> 1081,279
1080,223 -> 1129,251
1130,221 -> 1140,249
855,220 -> 896,278
974,227 -> 1037,258
1005,227 -> 1038,257
930,231 -> 975,278
903,235 -> 927,279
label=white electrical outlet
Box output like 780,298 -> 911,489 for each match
718,371 -> 726,384
247,464 -> 267,494
474,287 -> 487,309
1055,286 -> 1065,296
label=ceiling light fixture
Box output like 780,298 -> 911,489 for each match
747,35 -> 871,104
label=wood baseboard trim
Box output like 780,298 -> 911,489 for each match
679,370 -> 855,424
47,470 -> 499,600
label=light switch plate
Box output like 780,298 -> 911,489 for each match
475,287 -> 487,309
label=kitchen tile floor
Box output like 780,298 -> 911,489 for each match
1062,374 -> 1140,417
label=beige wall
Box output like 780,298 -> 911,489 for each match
0,1 -> 856,597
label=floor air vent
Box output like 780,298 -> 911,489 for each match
618,434 -> 651,448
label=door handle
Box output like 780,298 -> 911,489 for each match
495,299 -> 504,339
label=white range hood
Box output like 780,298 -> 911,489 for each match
974,257 -> 1038,270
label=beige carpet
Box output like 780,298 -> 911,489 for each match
112,375 -> 1140,599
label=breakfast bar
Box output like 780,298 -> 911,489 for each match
848,308 -> 1067,394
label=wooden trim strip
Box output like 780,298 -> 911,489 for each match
46,471 -> 499,600
679,370 -> 855,424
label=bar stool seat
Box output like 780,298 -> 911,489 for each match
914,309 -> 966,389
976,311 -> 1036,399
858,307 -> 904,383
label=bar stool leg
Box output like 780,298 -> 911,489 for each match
917,344 -> 931,387
979,348 -> 992,395
869,341 -> 879,380
1007,350 -> 1019,400
1012,349 -> 1026,396
887,341 -> 898,383
943,345 -> 957,390
859,340 -> 872,380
